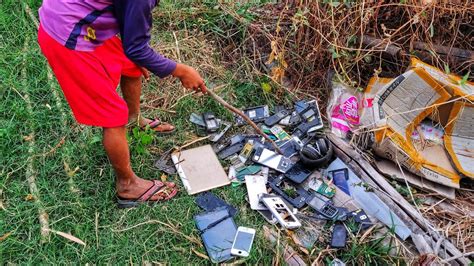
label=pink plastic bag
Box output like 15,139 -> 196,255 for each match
327,82 -> 362,137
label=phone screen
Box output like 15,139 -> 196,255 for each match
233,231 -> 254,252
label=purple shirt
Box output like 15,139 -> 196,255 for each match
39,0 -> 176,78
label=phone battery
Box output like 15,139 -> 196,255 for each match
330,223 -> 347,248
350,209 -> 372,230
270,126 -> 291,141
329,168 -> 350,195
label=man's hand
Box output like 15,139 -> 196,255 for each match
140,67 -> 150,81
172,63 -> 207,93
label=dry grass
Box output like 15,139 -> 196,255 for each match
213,1 -> 472,98
144,29 -> 228,113
418,189 -> 474,253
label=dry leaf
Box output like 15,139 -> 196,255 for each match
0,232 -> 12,241
192,248 -> 209,260
160,174 -> 167,182
64,162 -> 79,177
48,229 -> 86,246
24,194 -> 35,201
266,40 -> 278,65
23,134 -> 34,142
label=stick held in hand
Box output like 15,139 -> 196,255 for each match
206,87 -> 283,154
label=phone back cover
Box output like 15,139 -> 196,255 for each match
195,208 -> 237,263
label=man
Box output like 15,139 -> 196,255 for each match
38,0 -> 206,207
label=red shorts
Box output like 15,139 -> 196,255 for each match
38,25 -> 142,127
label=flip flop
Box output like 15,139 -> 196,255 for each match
117,180 -> 178,209
142,117 -> 176,135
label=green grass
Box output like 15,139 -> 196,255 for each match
1,0 -> 403,264
0,1 -> 277,264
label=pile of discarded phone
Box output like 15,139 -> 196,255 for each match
156,100 -> 379,263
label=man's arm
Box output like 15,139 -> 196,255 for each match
113,0 -> 176,78
113,0 -> 206,92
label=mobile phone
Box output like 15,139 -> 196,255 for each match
252,147 -> 294,173
285,162 -> 312,184
203,112 -> 219,132
236,105 -> 270,125
231,226 -> 256,257
268,175 -> 310,208
264,109 -> 290,126
306,193 -> 339,219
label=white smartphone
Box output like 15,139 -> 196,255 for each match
252,148 -> 294,173
231,226 -> 256,257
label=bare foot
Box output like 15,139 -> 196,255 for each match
116,175 -> 175,201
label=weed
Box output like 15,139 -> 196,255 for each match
128,126 -> 155,155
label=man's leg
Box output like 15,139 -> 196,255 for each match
120,76 -> 175,130
102,126 -> 163,200
120,76 -> 141,123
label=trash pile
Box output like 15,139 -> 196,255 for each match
153,59 -> 472,264
154,100 -> 404,264
328,58 -> 474,200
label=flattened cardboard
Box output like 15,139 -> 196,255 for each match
444,102 -> 474,179
374,159 -> 456,199
360,77 -> 392,127
373,130 -> 459,188
371,68 -> 460,187
373,68 -> 451,140
172,145 -> 230,195
410,58 -> 474,101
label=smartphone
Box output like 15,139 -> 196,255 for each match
306,193 -> 339,219
252,147 -> 294,173
231,227 -> 256,257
